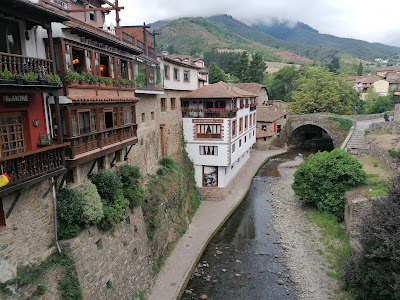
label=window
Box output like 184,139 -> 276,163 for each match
120,59 -> 128,79
232,120 -> 237,137
203,166 -> 217,187
173,68 -> 180,80
104,109 -> 114,128
164,65 -> 170,79
0,113 -> 25,157
161,98 -> 166,112
239,139 -> 242,148
79,111 -> 91,134
141,113 -> 145,122
0,18 -> 21,54
123,107 -> 133,124
151,111 -> 154,120
245,136 -> 247,143
196,124 -> 221,138
89,12 -> 96,21
277,124 -> 282,133
245,116 -> 248,129
171,98 -> 176,110
183,70 -> 190,82
200,146 -> 218,155
284,114 -> 287,119
262,125 -> 267,131
232,143 -> 236,153
239,118 -> 243,133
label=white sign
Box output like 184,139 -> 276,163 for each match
47,0 -> 68,10
3,95 -> 28,103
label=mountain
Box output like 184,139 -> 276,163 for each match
251,18 -> 400,61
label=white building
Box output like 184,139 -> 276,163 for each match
181,81 -> 257,198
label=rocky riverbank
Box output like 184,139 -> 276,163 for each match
268,157 -> 342,300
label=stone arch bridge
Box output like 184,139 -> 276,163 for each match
286,114 -> 353,149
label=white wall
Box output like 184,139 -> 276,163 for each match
159,60 -> 200,91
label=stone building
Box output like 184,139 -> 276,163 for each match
255,103 -> 289,150
181,81 -> 257,200
234,83 -> 269,105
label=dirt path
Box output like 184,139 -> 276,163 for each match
268,157 -> 342,300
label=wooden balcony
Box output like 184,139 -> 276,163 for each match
64,125 -> 138,166
0,52 -> 53,75
182,109 -> 237,119
0,143 -> 69,197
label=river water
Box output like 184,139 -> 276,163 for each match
181,151 -> 314,300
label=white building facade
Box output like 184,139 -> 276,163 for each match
181,81 -> 257,191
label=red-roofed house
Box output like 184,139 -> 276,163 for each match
181,81 -> 257,200
234,83 -> 268,105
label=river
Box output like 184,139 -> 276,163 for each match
181,151 -> 315,300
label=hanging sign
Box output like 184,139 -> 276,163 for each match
2,95 -> 29,108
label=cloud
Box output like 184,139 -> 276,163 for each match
113,0 -> 400,47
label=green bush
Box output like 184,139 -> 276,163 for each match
79,181 -> 103,226
57,188 -> 82,225
91,170 -> 123,203
156,166 -> 170,175
159,156 -> 178,169
58,223 -> 81,240
344,175 -> 400,299
97,191 -> 129,231
292,149 -> 366,220
388,148 -> 400,158
125,186 -> 146,208
116,165 -> 142,187
328,117 -> 353,131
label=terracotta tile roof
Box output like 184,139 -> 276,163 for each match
256,108 -> 289,123
359,77 -> 382,84
376,66 -> 400,72
388,77 -> 400,84
181,81 -> 257,99
68,96 -> 139,104
234,83 -> 266,94
256,128 -> 273,138
160,54 -> 207,71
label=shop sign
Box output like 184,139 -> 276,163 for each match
2,95 -> 29,108
192,119 -> 223,124
46,0 -> 68,10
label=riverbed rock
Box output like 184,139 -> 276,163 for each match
199,295 -> 208,300
216,250 -> 223,255
184,290 -> 192,295
276,279 -> 285,285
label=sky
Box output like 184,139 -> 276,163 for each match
111,0 -> 400,47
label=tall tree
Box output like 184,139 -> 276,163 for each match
357,62 -> 364,76
327,56 -> 340,74
267,65 -> 299,101
288,66 -> 358,115
208,62 -> 226,84
237,51 -> 249,82
248,53 -> 266,83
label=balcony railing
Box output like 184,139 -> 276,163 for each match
0,143 -> 68,188
0,52 -> 53,75
182,109 -> 237,118
122,31 -> 136,46
64,124 -> 137,158
147,46 -> 156,60
136,40 -> 145,52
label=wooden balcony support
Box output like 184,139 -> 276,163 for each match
182,109 -> 237,119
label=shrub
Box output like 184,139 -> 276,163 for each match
64,70 -> 81,82
79,181 -> 103,226
388,148 -> 400,158
57,188 -> 82,225
125,186 -> 146,208
91,170 -> 123,203
329,117 -> 353,131
159,156 -> 177,169
156,166 -> 170,175
292,149 -> 366,220
344,175 -> 400,300
97,190 -> 129,231
116,165 -> 142,187
58,223 -> 81,240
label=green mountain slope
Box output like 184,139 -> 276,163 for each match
156,17 -> 283,61
251,18 -> 400,61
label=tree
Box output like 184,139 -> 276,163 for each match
288,66 -> 359,114
327,56 -> 340,74
247,53 -> 266,83
267,65 -> 299,101
208,62 -> 226,84
237,51 -> 249,82
357,62 -> 363,76
364,88 -> 394,114
292,149 -> 366,220
344,174 -> 400,300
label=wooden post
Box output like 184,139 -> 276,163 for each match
45,25 -> 56,74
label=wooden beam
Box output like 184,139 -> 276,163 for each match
68,7 -> 121,12
124,144 -> 134,160
5,190 -> 23,219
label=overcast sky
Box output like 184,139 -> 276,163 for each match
113,0 -> 400,47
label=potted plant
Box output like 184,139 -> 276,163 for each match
64,70 -> 81,85
127,79 -> 135,88
36,65 -> 48,85
104,77 -> 113,87
112,78 -> 121,87
37,132 -> 52,147
98,76 -> 106,87
15,74 -> 24,85
0,67 -> 15,84
133,72 -> 146,88
24,71 -> 39,85
46,73 -> 62,86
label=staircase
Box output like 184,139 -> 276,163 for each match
345,126 -> 369,156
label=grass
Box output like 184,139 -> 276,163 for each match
364,179 -> 389,197
329,117 -> 353,131
307,212 -> 354,300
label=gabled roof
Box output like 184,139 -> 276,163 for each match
181,81 -> 257,99
257,108 -> 289,123
159,53 -> 208,72
234,83 -> 266,94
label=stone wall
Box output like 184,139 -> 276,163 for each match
0,180 -> 56,284
394,104 -> 400,121
61,207 -> 154,300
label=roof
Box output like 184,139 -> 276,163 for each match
257,108 -> 289,123
234,83 -> 266,95
181,81 -> 257,99
376,66 -> 400,72
159,53 -> 208,72
68,96 -> 139,104
3,0 -> 70,24
256,128 -> 273,139
388,77 -> 400,84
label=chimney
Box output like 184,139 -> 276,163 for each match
227,80 -> 233,91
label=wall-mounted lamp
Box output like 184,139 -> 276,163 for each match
33,119 -> 39,127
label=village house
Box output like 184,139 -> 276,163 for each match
255,102 -> 289,150
234,82 -> 269,105
349,76 -> 389,100
181,81 -> 257,200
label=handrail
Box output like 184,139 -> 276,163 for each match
0,142 -> 70,162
